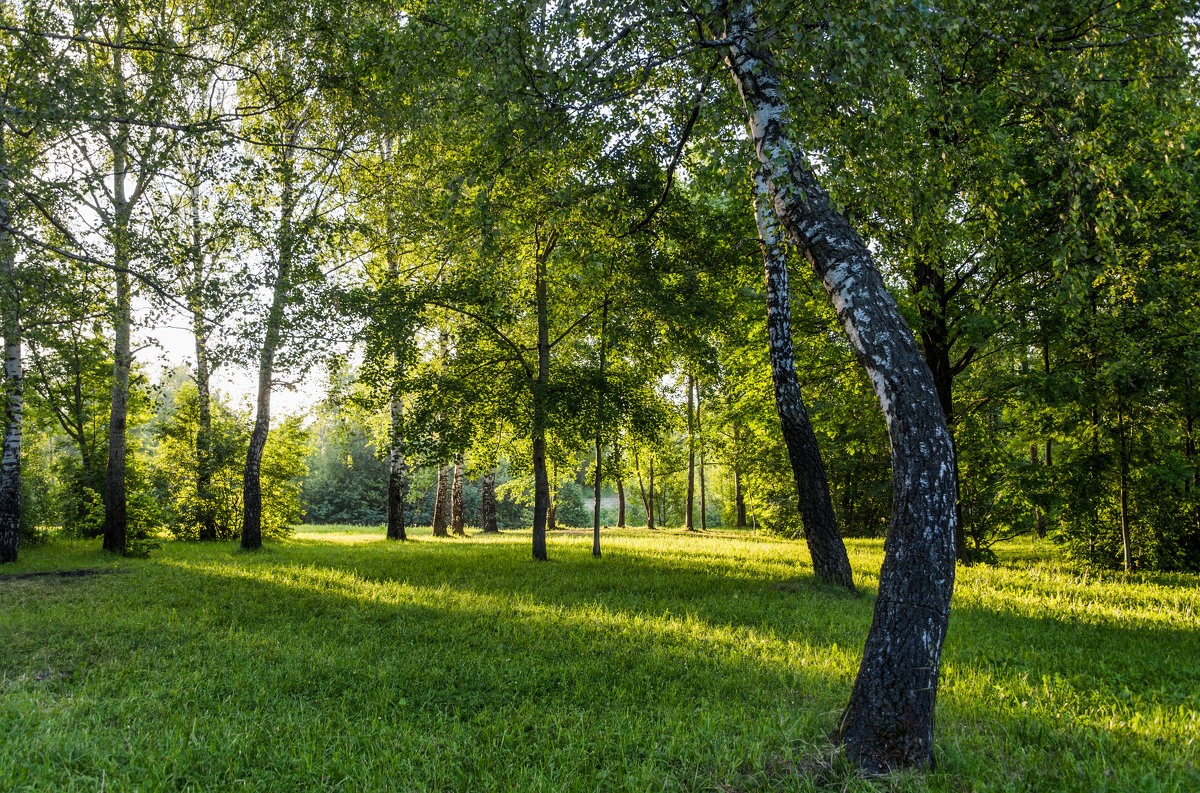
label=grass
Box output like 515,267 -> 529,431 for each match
1,525 -> 1196,792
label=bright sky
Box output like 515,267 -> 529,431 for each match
141,320 -> 326,419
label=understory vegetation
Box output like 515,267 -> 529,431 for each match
2,527 -> 1196,793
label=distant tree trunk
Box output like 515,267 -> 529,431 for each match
189,182 -> 216,542
547,461 -> 558,530
431,463 -> 450,536
648,457 -> 656,529
725,4 -> 958,771
686,372 -> 695,530
1118,404 -> 1132,571
616,475 -> 626,528
593,300 -> 608,557
531,232 -> 556,560
697,383 -> 707,530
1031,444 -> 1044,539
913,252 -> 972,565
386,392 -> 408,540
383,136 -> 408,542
634,449 -> 651,530
752,168 -> 854,590
451,453 -> 466,535
241,125 -> 298,551
480,468 -> 498,532
733,422 -> 747,528
0,129 -> 20,562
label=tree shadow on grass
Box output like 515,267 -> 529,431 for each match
6,535 -> 1198,792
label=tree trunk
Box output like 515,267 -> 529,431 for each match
0,122 -> 21,563
725,4 -> 958,771
386,392 -> 409,540
451,453 -> 466,535
593,300 -> 608,557
431,463 -> 450,536
615,439 -> 626,528
189,182 -> 216,542
752,168 -> 854,590
648,457 -> 655,530
103,210 -> 132,554
1118,405 -> 1132,571
242,127 -> 297,551
634,449 -> 652,530
913,254 -> 971,564
384,136 -> 408,541
0,333 -> 19,564
548,462 -> 558,531
480,468 -> 498,532
103,35 -> 134,556
697,380 -> 707,530
1031,444 -> 1044,539
734,421 -> 747,528
686,372 -> 695,530
530,234 -> 554,560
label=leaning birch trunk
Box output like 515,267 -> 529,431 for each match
480,468 -> 498,532
241,127 -> 297,550
725,3 -> 958,772
753,171 -> 854,591
0,127 -> 20,562
451,453 -> 465,535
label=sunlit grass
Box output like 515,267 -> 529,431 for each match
1,527 -> 1196,792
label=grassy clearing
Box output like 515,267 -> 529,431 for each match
1,526 -> 1196,792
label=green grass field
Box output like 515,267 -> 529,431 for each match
2,526 -> 1197,792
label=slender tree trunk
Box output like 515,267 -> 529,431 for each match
480,468 -> 498,532
384,137 -> 408,541
451,453 -> 466,535
0,331 -> 19,564
913,255 -> 971,564
103,205 -> 132,553
752,169 -> 854,590
593,301 -> 608,557
386,393 -> 409,540
725,4 -> 957,770
431,463 -> 450,536
189,182 -> 216,542
241,128 -> 297,551
547,461 -> 558,530
634,449 -> 651,529
0,119 -> 21,563
531,234 -> 554,560
614,440 -> 626,528
1118,405 -> 1132,571
648,457 -> 655,530
102,35 -> 135,555
1031,445 -> 1044,539
733,421 -> 747,528
686,372 -> 695,530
